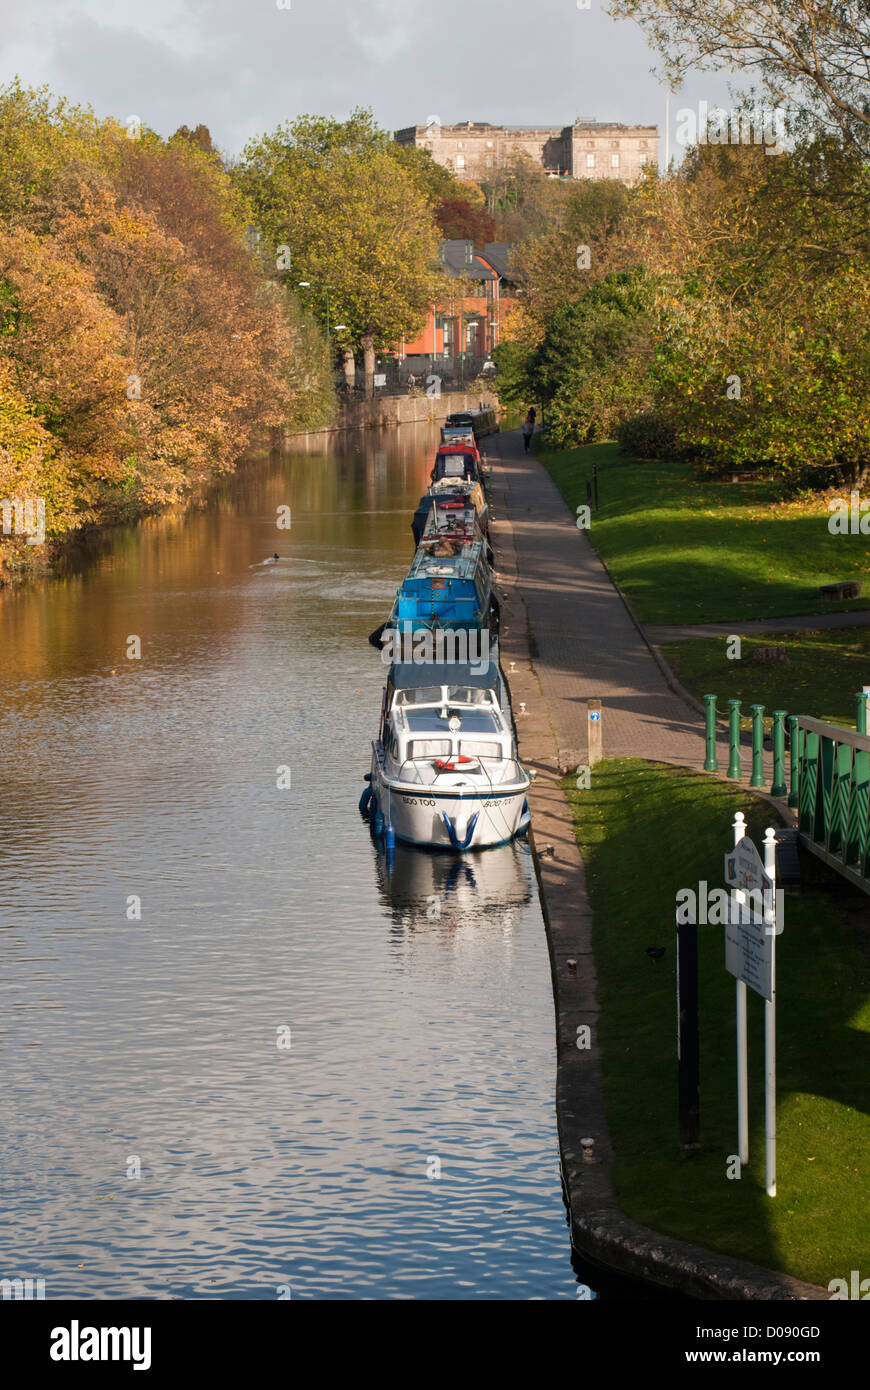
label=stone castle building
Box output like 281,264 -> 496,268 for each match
394,119 -> 658,185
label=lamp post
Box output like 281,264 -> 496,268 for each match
298,282 -> 332,341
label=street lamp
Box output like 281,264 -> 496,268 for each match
298,281 -> 332,340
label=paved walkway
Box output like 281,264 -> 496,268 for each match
647,611 -> 870,642
486,431 -> 709,770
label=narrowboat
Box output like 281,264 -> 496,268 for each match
382,518 -> 497,637
411,481 -> 489,545
430,446 -> 483,487
443,406 -> 499,441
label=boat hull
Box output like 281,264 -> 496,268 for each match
369,757 -> 530,851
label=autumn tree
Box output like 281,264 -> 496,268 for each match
436,199 -> 496,246
608,0 -> 870,156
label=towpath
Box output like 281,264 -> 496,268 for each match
485,430 -> 708,772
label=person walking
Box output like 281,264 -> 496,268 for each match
521,410 -> 535,454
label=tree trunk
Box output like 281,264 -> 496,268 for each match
341,346 -> 355,390
362,333 -> 375,399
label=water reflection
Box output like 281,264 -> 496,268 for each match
374,839 -> 533,942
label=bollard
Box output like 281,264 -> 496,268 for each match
587,698 -> 603,766
727,699 -> 742,779
770,710 -> 787,797
787,715 -> 800,809
857,689 -> 870,735
593,464 -> 599,511
703,694 -> 718,771
585,479 -> 593,510
750,704 -> 765,788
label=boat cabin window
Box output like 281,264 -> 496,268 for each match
409,738 -> 452,758
395,685 -> 443,706
446,686 -> 492,705
393,683 -> 495,709
440,458 -> 466,477
459,740 -> 500,760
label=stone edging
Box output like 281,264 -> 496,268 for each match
488,455 -> 827,1302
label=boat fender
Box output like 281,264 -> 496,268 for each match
359,784 -> 373,817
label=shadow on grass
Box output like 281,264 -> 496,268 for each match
566,759 -> 870,1287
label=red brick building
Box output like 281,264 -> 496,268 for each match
396,241 -> 519,372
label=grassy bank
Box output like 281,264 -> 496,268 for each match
537,441 -> 870,626
659,630 -> 870,729
564,758 -> 870,1288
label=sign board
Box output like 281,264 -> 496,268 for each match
725,901 -> 773,1001
724,835 -> 772,895
589,710 -> 600,722
373,373 -> 387,388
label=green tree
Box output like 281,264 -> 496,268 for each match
236,110 -> 442,395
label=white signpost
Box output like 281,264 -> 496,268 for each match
724,812 -> 778,1197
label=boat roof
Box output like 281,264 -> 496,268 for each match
406,537 -> 484,581
388,660 -> 500,689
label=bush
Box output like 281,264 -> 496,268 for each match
616,411 -> 676,459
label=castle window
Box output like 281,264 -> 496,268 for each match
586,153 -> 595,168
487,140 -> 494,148
611,153 -> 619,168
456,154 -> 465,169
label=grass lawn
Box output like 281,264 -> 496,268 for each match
537,440 -> 870,626
659,631 -> 870,729
565,758 -> 870,1288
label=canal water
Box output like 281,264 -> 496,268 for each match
0,424 -> 588,1300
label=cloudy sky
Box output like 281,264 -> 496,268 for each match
1,0 -> 736,161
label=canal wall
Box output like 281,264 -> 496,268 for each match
487,430 -> 828,1302
285,389 -> 500,437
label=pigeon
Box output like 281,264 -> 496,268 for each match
646,946 -> 666,961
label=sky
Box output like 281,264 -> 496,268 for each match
0,0 -> 737,163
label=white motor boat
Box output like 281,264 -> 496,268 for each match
362,661 -> 531,851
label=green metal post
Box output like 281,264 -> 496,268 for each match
771,710 -> 787,796
750,704 -> 765,788
788,716 -> 799,808
857,691 -> 868,735
727,700 -> 742,779
703,694 -> 718,771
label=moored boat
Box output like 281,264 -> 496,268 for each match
363,662 -> 531,851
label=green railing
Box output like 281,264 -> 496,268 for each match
795,716 -> 870,895
701,691 -> 870,895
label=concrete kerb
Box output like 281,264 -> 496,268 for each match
488,448 -> 826,1301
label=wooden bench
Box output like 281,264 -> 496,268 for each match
820,580 -> 861,600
